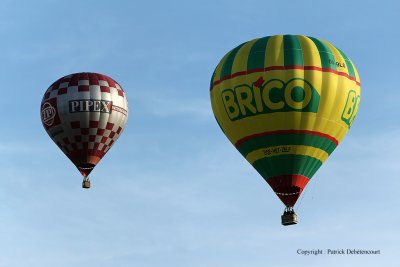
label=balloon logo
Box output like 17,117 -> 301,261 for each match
210,35 -> 361,225
41,102 -> 56,126
40,72 -> 129,188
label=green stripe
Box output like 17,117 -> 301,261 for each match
252,154 -> 322,179
337,48 -> 356,78
308,36 -> 337,70
220,42 -> 246,79
283,35 -> 304,66
247,36 -> 270,71
210,68 -> 217,88
237,133 -> 337,158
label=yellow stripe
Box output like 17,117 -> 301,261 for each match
265,35 -> 284,67
296,36 -> 323,132
212,50 -> 233,85
297,36 -> 322,67
322,40 -> 348,74
245,145 -> 329,164
351,58 -> 361,82
231,38 -> 259,75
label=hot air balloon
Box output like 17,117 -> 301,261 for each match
210,35 -> 360,225
40,72 -> 128,189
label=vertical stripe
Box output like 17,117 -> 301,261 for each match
296,36 -> 323,134
210,68 -> 216,89
323,41 -> 347,74
265,35 -> 284,67
353,64 -> 360,82
308,36 -> 337,70
231,39 -> 259,75
283,35 -> 304,66
220,42 -> 247,79
337,48 -> 356,78
247,36 -> 270,71
297,36 -> 321,67
212,52 -> 231,85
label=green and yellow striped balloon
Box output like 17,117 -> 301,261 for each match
210,34 -> 360,209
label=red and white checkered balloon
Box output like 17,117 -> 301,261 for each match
40,72 -> 128,182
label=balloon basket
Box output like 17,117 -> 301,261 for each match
281,208 -> 298,226
82,180 -> 91,189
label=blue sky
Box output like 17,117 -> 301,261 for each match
0,0 -> 399,266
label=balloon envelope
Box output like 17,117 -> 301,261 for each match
40,72 -> 128,179
210,35 -> 360,207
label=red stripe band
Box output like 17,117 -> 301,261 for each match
267,174 -> 310,190
210,65 -> 361,91
235,129 -> 339,148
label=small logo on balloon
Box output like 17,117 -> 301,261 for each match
42,102 -> 56,126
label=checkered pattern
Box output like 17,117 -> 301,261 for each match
43,73 -> 126,101
59,120 -> 123,156
40,72 -> 128,177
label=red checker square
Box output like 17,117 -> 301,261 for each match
97,129 -> 105,135
100,136 -> 108,143
63,137 -> 70,145
89,75 -> 99,85
68,75 -> 79,86
116,127 -> 122,134
78,85 -> 90,92
60,76 -> 71,83
51,80 -> 62,90
79,73 -> 89,81
108,140 -> 114,146
74,136 -> 82,142
109,131 -> 115,138
89,120 -> 99,128
71,143 -> 78,150
117,90 -> 124,96
100,86 -> 110,93
106,123 -> 114,130
70,121 -> 81,129
81,128 -> 89,135
89,135 -> 96,142
58,87 -> 68,95
44,92 -> 51,100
